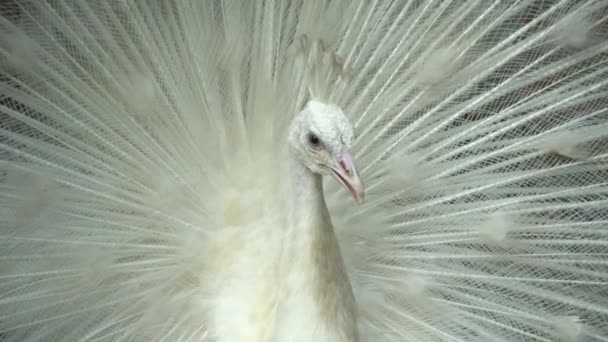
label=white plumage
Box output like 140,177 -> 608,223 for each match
1,0 -> 607,341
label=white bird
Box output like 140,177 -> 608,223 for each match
1,0 -> 607,341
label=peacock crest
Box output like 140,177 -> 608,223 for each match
288,33 -> 352,104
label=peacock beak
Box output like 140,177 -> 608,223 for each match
329,150 -> 365,205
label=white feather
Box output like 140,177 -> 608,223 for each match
1,0 -> 607,341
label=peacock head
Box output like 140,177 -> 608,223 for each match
289,100 -> 364,204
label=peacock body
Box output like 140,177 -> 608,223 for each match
1,0 -> 608,341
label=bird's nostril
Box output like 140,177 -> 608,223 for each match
340,160 -> 351,176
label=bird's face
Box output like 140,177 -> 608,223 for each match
290,100 -> 364,204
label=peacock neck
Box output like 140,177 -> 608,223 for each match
281,151 -> 360,341
286,156 -> 331,228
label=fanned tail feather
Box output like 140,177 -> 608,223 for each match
1,0 -> 607,341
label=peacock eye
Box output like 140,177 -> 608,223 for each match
307,133 -> 321,148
